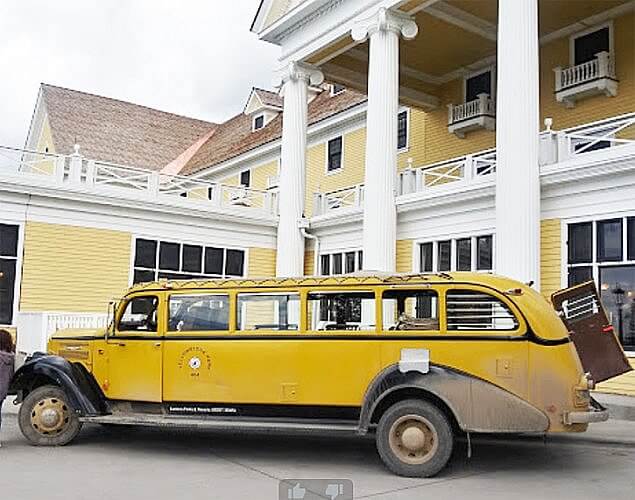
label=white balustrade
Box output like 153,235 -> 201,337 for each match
554,52 -> 615,92
399,150 -> 496,195
313,184 -> 364,215
0,145 -> 277,216
447,94 -> 495,125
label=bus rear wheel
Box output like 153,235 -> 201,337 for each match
18,385 -> 82,446
376,399 -> 453,477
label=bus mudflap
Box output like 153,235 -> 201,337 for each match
552,281 -> 632,383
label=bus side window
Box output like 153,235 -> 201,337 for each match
446,290 -> 518,331
382,290 -> 439,331
307,292 -> 375,331
237,293 -> 300,331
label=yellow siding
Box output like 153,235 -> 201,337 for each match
305,128 -> 366,217
20,222 -> 131,312
304,251 -> 315,276
540,219 -> 562,299
396,239 -> 413,273
596,358 -> 635,397
251,160 -> 278,191
540,13 -> 635,130
247,247 -> 276,277
421,78 -> 496,166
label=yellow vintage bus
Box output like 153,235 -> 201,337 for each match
8,273 -> 631,477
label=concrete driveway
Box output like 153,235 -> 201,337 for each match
0,411 -> 633,500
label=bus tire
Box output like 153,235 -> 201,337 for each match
18,385 -> 82,446
376,399 -> 453,477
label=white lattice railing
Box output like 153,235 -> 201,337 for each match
399,149 -> 497,195
545,112 -> 635,162
447,93 -> 495,125
313,184 -> 364,215
0,145 -> 277,215
554,52 -> 615,92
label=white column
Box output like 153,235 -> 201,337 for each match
274,62 -> 323,277
352,8 -> 418,272
495,0 -> 540,286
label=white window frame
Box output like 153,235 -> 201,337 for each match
319,249 -> 363,276
325,135 -> 344,175
0,221 -> 24,328
397,107 -> 410,152
239,169 -> 251,188
130,236 -> 248,285
463,65 -> 496,103
414,234 -> 495,274
252,113 -> 265,132
569,21 -> 614,66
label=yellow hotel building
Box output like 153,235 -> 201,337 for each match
0,0 -> 634,394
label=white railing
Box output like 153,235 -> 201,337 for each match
399,149 -> 497,195
15,311 -> 109,354
0,145 -> 277,215
447,93 -> 495,125
554,52 -> 615,92
545,112 -> 635,162
313,184 -> 364,215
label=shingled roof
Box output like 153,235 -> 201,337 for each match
182,87 -> 367,175
40,84 -> 216,171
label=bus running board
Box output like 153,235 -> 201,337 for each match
81,413 -> 362,435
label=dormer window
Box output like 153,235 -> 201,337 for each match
252,114 -> 265,131
330,84 -> 345,96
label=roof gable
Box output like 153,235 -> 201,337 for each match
39,84 -> 217,171
244,88 -> 283,115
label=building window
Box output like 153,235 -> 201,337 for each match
330,84 -> 346,96
240,169 -> 251,188
420,242 -> 433,273
456,238 -> 471,271
465,69 -> 492,102
133,238 -> 245,283
572,25 -> 610,66
327,136 -> 343,172
597,219 -> 622,262
319,250 -> 363,276
397,110 -> 408,150
566,217 -> 635,351
0,224 -> 18,325
419,235 -> 494,273
252,114 -> 265,131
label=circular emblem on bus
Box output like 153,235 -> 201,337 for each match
188,357 -> 202,370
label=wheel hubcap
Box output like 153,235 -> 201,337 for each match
30,397 -> 70,435
388,414 -> 439,465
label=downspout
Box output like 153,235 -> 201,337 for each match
300,224 -> 320,276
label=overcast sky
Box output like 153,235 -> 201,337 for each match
0,0 -> 280,147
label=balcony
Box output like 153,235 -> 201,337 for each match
312,184 -> 364,217
0,146 -> 278,217
399,149 -> 497,196
554,52 -> 618,108
447,94 -> 496,138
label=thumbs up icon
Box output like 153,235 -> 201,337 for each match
288,482 -> 306,499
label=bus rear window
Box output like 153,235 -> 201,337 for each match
446,290 -> 518,331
